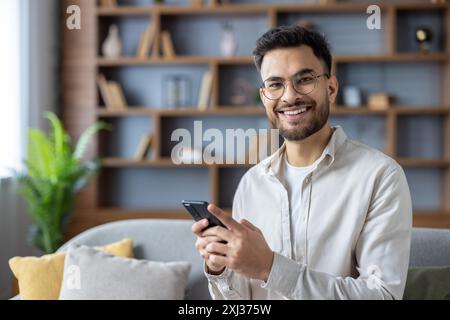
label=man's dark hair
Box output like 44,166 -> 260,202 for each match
253,25 -> 332,75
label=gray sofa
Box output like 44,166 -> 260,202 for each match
11,219 -> 450,299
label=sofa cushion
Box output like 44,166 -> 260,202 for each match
404,266 -> 450,300
8,238 -> 134,300
59,245 -> 191,300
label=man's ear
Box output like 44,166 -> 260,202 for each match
259,87 -> 267,107
327,75 -> 339,105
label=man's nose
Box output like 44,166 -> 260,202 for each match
281,82 -> 305,104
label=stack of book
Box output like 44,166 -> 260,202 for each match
136,21 -> 158,59
96,74 -> 128,110
136,22 -> 177,59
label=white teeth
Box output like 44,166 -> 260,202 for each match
284,107 -> 307,116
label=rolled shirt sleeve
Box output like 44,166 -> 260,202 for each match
204,264 -> 252,300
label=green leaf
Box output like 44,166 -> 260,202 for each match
27,129 -> 55,180
45,112 -> 65,157
74,122 -> 111,160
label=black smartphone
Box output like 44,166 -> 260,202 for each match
181,200 -> 226,229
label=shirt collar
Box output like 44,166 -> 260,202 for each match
262,126 -> 348,176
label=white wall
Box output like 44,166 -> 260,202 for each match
0,0 -> 59,299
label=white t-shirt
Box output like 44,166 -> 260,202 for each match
281,154 -> 317,259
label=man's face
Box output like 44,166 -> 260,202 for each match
259,46 -> 338,141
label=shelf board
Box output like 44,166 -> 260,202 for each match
97,107 -> 154,117
97,4 -> 363,16
158,107 -> 264,116
97,106 -> 265,117
396,158 -> 450,167
335,53 -> 450,63
97,6 -> 152,16
97,56 -> 253,66
394,2 -> 449,10
97,56 -> 210,66
97,53 -> 449,67
102,157 -> 209,168
97,106 -> 449,117
96,3 -> 448,17
102,157 -> 256,168
332,106 -> 450,115
159,4 -> 269,15
331,107 -> 388,115
102,157 -> 450,169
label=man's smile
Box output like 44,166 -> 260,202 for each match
276,105 -> 313,121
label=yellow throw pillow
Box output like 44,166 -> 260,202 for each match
9,238 -> 134,300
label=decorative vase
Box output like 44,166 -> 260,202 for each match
220,27 -> 237,57
102,24 -> 122,59
343,86 -> 361,108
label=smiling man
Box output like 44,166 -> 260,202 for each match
192,26 -> 412,300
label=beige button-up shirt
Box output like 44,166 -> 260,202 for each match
205,126 -> 412,300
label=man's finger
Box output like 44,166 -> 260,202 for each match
191,219 -> 209,235
208,254 -> 228,267
205,242 -> 228,256
201,225 -> 233,242
240,219 -> 259,232
208,204 -> 244,233
196,236 -> 225,250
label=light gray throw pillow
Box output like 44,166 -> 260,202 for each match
59,245 -> 191,300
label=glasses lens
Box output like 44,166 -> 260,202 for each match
293,72 -> 317,95
263,80 -> 284,100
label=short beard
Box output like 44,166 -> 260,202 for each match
271,96 -> 330,142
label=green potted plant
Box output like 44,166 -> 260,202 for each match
16,112 -> 110,254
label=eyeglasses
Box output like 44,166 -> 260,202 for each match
261,72 -> 330,101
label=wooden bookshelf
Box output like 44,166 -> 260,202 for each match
62,0 -> 450,237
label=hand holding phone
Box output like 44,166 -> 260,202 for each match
182,200 -> 226,230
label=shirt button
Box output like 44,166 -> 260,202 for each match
305,177 -> 310,184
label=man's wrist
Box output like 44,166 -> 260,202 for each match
206,264 -> 226,275
261,250 -> 274,282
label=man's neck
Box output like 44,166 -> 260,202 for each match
285,124 -> 334,167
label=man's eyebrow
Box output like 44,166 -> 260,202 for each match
263,68 -> 316,82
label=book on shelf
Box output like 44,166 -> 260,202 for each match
96,74 -> 127,110
96,74 -> 114,109
134,133 -> 154,160
108,81 -> 128,109
136,21 -> 157,59
197,72 -> 212,110
161,31 -> 176,59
